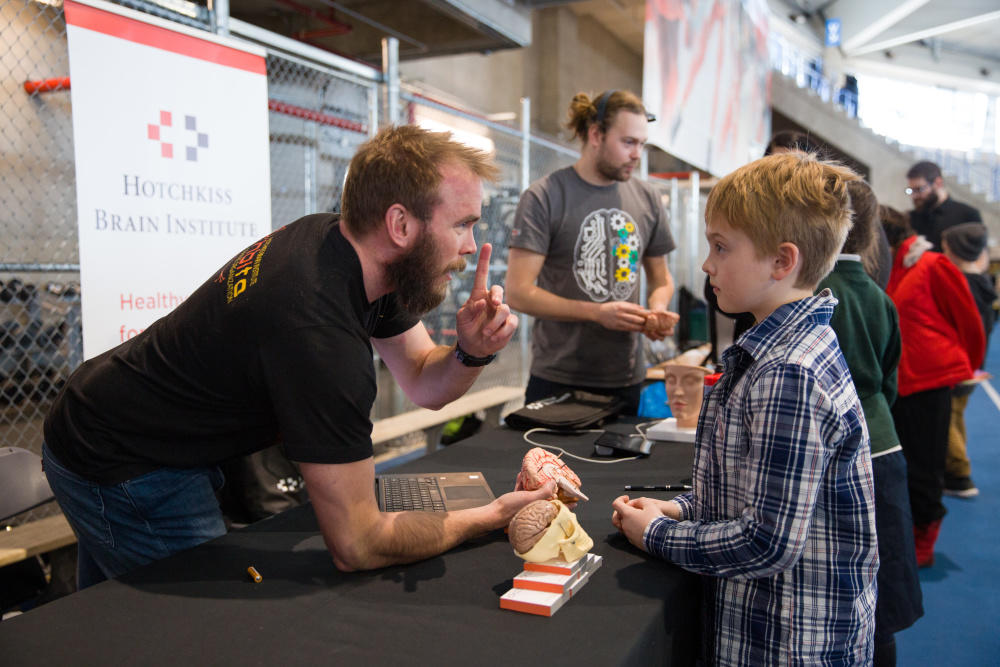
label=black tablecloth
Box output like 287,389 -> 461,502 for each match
1,423 -> 701,666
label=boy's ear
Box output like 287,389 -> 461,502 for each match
771,242 -> 800,281
384,204 -> 415,249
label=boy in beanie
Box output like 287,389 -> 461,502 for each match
941,223 -> 996,497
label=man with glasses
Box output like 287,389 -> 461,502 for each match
906,161 -> 982,252
505,90 -> 677,415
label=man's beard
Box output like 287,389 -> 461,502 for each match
916,191 -> 939,212
595,154 -> 636,182
385,229 -> 466,316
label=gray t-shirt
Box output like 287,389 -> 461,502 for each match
510,167 -> 675,387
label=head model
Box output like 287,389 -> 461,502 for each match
663,363 -> 711,429
340,125 -> 499,315
702,152 -> 858,321
566,89 -> 653,185
508,499 -> 593,563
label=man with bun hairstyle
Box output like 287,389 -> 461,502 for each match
505,90 -> 677,414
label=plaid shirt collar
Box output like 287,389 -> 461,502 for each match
727,289 -> 838,367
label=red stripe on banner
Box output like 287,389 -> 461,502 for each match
63,0 -> 265,75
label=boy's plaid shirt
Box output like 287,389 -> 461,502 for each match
645,291 -> 879,666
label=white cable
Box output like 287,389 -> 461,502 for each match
521,427 -> 643,464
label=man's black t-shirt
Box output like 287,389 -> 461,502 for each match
44,214 -> 418,484
909,197 -> 982,252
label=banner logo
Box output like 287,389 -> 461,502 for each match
146,110 -> 210,161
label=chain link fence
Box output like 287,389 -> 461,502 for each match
2,0 -> 80,526
2,0 -> 709,525
398,89 -> 578,400
266,52 -> 374,224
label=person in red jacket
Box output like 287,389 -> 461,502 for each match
881,206 -> 985,567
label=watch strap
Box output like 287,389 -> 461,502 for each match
454,342 -> 496,367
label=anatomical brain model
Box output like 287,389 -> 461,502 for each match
509,448 -> 593,562
515,447 -> 588,502
508,499 -> 594,563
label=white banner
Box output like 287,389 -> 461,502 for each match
65,0 -> 271,358
643,0 -> 771,177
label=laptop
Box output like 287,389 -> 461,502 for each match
375,471 -> 496,512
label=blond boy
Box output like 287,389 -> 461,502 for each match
613,153 -> 878,665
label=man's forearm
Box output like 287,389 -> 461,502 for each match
401,343 -> 484,410
349,504 -> 504,570
507,284 -> 599,322
647,283 -> 674,313
646,267 -> 674,312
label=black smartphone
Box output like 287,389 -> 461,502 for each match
594,431 -> 652,457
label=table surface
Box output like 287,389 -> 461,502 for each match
1,423 -> 701,666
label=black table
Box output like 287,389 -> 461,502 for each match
1,423 -> 701,666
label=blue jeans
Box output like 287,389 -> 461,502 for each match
42,443 -> 227,589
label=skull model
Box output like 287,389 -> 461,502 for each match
515,447 -> 588,503
508,499 -> 593,563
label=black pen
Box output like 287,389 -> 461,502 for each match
623,484 -> 692,492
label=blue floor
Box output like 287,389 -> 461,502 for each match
896,332 -> 1000,665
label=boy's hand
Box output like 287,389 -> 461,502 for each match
612,496 -> 683,551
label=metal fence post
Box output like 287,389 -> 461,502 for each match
382,37 -> 399,127
518,96 -> 532,387
212,0 -> 229,36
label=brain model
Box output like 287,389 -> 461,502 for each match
509,500 -> 560,553
508,499 -> 593,563
515,447 -> 588,503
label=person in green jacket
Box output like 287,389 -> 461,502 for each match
816,179 -> 923,667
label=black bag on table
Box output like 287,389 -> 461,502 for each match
504,390 -> 626,431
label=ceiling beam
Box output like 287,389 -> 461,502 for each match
823,0 -> 929,53
427,0 -> 532,47
847,45 -> 1000,95
847,9 -> 1000,57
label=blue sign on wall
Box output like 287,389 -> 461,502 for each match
826,18 -> 842,47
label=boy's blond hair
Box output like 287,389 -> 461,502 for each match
705,152 -> 859,288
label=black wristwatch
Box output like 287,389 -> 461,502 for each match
454,342 -> 496,367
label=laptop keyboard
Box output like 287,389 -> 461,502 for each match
381,476 -> 447,512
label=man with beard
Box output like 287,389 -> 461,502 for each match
42,126 -> 555,589
906,160 -> 982,252
505,90 -> 677,414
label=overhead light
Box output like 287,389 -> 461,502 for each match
413,108 -> 495,155
31,0 -> 62,7
487,112 -> 516,122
